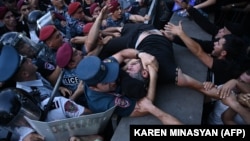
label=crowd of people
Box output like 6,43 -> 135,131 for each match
0,0 -> 250,140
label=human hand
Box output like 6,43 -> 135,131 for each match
137,97 -> 153,113
203,81 -> 217,91
59,86 -> 72,97
217,79 -> 237,98
237,93 -> 250,108
99,4 -> 112,20
138,52 -> 158,72
144,14 -> 150,21
160,29 -> 174,41
100,5 -> 110,20
112,32 -> 121,38
164,21 -> 184,36
102,36 -> 113,45
60,21 -> 67,27
23,133 -> 44,141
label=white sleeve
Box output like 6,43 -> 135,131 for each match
60,97 -> 85,118
14,126 -> 35,141
41,96 -> 85,121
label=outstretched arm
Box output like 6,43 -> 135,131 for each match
165,21 -> 214,68
217,77 -> 250,98
85,5 -> 110,53
112,49 -> 158,71
136,97 -> 183,125
221,93 -> 250,124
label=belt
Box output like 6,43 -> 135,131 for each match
135,29 -> 163,49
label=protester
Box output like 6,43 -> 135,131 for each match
75,47 -> 185,126
221,93 -> 250,124
164,21 -> 249,85
202,70 -> 250,124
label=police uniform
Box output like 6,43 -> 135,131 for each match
104,12 -> 131,28
62,69 -> 80,92
84,84 -> 136,117
78,57 -> 137,117
66,17 -> 86,39
34,57 -> 56,78
48,5 -> 70,35
62,68 -> 88,107
37,42 -> 58,65
15,72 -> 85,140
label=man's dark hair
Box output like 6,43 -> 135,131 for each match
223,34 -> 246,61
223,34 -> 250,76
119,70 -> 148,100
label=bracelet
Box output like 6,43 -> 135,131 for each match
136,50 -> 143,59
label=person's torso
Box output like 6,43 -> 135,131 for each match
62,69 -> 80,92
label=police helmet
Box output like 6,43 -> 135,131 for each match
27,10 -> 44,25
0,32 -> 40,58
0,45 -> 20,82
0,88 -> 21,126
28,10 -> 45,36
0,88 -> 42,128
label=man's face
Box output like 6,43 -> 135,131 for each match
92,6 -> 101,17
73,7 -> 85,20
112,6 -> 122,19
17,42 -> 37,58
124,59 -> 146,81
68,48 -> 84,68
20,5 -> 31,18
212,38 -> 226,57
215,27 -> 231,39
18,57 -> 37,76
51,0 -> 64,8
3,11 -> 17,27
125,59 -> 142,76
239,71 -> 250,83
48,30 -> 64,49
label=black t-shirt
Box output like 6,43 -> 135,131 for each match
212,58 -> 243,85
100,23 -> 178,84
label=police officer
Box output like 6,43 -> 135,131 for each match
0,44 -> 99,141
66,2 -> 93,39
0,31 -> 59,86
37,24 -> 66,85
